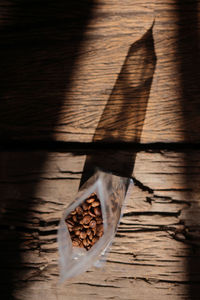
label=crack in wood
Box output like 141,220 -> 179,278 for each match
123,211 -> 181,217
116,276 -> 200,285
73,282 -> 120,289
1,140 -> 200,152
131,177 -> 154,193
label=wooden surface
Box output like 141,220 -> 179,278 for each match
0,0 -> 199,143
1,151 -> 200,300
0,0 -> 200,299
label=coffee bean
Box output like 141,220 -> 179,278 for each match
74,225 -> 83,231
88,209 -> 96,218
77,214 -> 82,220
72,238 -> 80,247
66,219 -> 74,226
83,224 -> 90,229
97,224 -> 103,232
86,197 -> 95,204
74,230 -> 80,236
92,227 -> 96,236
89,232 -> 93,240
79,241 -> 84,248
83,239 -> 88,247
91,236 -> 98,245
97,230 -> 103,237
96,217 -> 102,224
87,237 -> 91,245
70,233 -> 75,239
76,206 -> 83,215
83,211 -> 89,216
86,229 -> 92,236
65,192 -> 104,251
94,207 -> 101,216
89,219 -> 96,228
91,201 -> 100,207
82,203 -> 89,210
80,231 -> 87,239
96,224 -> 104,237
72,215 -> 77,222
82,215 -> 92,224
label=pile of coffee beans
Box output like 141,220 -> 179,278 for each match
65,193 -> 104,251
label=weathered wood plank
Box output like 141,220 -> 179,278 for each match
1,1 -> 199,143
0,150 -> 200,299
0,0 -> 154,142
141,0 -> 200,143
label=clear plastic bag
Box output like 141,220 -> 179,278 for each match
58,170 -> 131,282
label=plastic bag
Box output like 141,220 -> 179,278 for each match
58,170 -> 131,282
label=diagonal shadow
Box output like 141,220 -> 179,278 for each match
176,0 -> 200,298
0,1 -> 94,298
80,25 -> 157,187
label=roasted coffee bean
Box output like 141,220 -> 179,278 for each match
80,231 -> 87,239
83,239 -> 88,247
77,214 -> 82,220
82,215 -> 92,224
83,224 -> 90,229
89,219 -> 96,228
66,219 -> 74,226
88,231 -> 93,240
73,225 -> 82,231
72,215 -> 77,222
72,241 -> 79,247
74,230 -> 80,236
97,230 -> 103,237
92,227 -> 96,236
97,223 -> 103,231
96,217 -> 103,224
94,207 -> 101,216
87,229 -> 92,235
72,238 -> 80,247
88,209 -> 96,218
82,203 -> 89,210
87,237 -> 91,245
79,241 -> 84,248
91,236 -> 98,245
96,223 -> 104,237
91,201 -> 100,207
76,206 -> 83,215
83,211 -> 89,216
66,222 -> 72,229
86,197 -> 95,204
66,192 -> 104,251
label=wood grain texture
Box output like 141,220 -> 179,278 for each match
1,150 -> 200,299
0,0 -> 199,143
0,0 -> 155,142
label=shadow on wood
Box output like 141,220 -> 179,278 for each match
0,1 -> 94,298
0,0 -> 94,141
80,25 -> 157,186
177,0 -> 200,298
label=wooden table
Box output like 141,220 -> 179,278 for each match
0,1 -> 200,299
